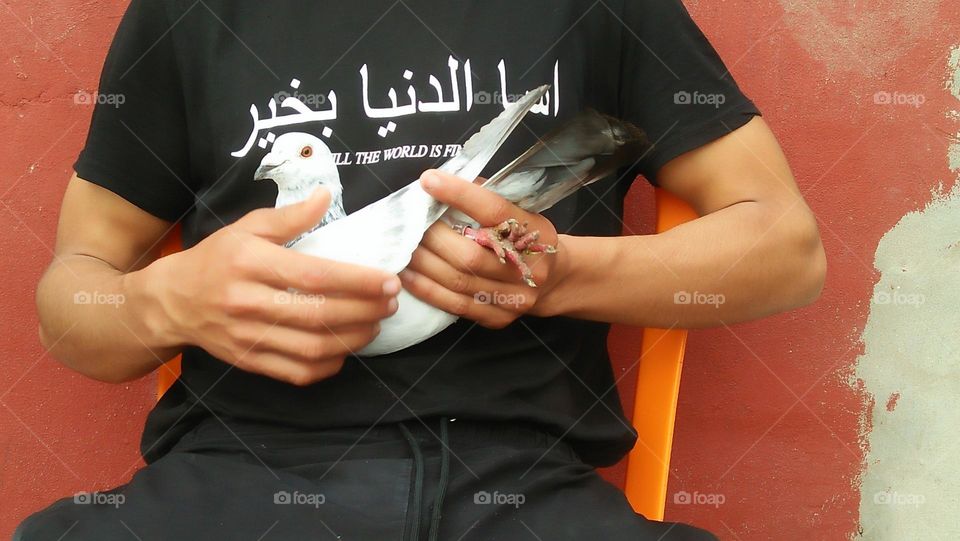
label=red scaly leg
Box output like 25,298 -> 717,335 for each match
459,225 -> 507,262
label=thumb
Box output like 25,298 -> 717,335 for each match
235,188 -> 331,244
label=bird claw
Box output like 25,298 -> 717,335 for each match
457,219 -> 557,287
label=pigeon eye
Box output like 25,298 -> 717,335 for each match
300,146 -> 313,158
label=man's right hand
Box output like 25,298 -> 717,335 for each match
137,189 -> 400,386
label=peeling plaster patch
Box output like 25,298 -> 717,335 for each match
947,47 -> 960,100
854,46 -> 960,541
948,47 -> 960,172
778,0 -> 941,77
950,137 -> 960,173
855,181 -> 960,540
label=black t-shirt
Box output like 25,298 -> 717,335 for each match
77,0 -> 759,467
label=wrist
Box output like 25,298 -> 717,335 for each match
533,234 -> 591,317
123,256 -> 186,350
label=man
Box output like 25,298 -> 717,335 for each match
18,0 -> 825,539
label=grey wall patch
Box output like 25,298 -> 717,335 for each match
855,46 -> 960,539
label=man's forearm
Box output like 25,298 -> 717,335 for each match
36,255 -> 179,383
541,200 -> 826,328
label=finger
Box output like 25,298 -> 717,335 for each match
249,323 -> 381,362
407,245 -> 527,302
267,288 -> 399,329
420,169 -> 519,225
399,267 -> 520,328
238,240 -> 401,298
234,188 -> 331,244
223,284 -> 399,329
418,223 -> 518,280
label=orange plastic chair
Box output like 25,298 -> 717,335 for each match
154,188 -> 698,521
623,188 -> 698,520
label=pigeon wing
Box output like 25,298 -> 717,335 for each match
481,109 -> 651,214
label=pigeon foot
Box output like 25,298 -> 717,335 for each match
455,219 -> 556,287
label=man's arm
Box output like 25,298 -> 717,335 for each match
402,117 -> 825,328
36,176 -> 179,381
541,116 -> 826,327
37,175 -> 400,385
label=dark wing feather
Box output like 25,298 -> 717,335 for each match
481,110 -> 651,214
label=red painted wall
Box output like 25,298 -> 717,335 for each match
2,1 -> 957,539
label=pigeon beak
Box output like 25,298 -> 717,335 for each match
254,154 -> 287,181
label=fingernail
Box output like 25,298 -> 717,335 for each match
382,277 -> 401,296
421,171 -> 438,190
399,269 -> 417,282
373,323 -> 381,334
387,298 -> 399,313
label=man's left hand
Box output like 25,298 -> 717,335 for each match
400,169 -> 567,329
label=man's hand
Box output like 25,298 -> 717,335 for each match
400,170 -> 567,329
136,189 -> 401,386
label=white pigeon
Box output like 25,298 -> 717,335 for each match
254,85 -> 649,356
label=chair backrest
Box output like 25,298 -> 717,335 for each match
154,189 -> 698,522
623,188 -> 698,520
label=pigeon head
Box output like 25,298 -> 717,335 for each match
254,132 -> 343,204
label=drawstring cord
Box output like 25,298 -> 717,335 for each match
399,418 -> 451,541
398,423 -> 424,541
429,418 -> 450,541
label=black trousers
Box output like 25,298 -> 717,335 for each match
15,417 -> 717,540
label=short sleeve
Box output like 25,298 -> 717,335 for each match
74,0 -> 196,221
618,0 -> 761,183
